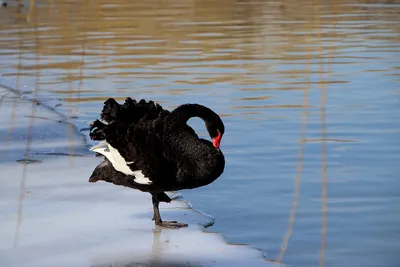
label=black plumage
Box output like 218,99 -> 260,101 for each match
88,98 -> 225,228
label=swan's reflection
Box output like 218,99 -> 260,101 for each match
151,226 -> 168,258
90,226 -> 204,267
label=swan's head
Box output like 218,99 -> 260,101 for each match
206,116 -> 225,149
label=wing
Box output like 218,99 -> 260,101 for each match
91,97 -> 197,140
89,140 -> 152,185
91,110 -> 181,186
122,114 -> 201,189
100,97 -> 166,124
99,97 -> 198,137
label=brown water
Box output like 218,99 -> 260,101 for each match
0,0 -> 399,266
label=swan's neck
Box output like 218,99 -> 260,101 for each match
170,103 -> 218,126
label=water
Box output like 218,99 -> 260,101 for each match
1,0 -> 399,266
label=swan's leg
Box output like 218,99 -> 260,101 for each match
151,192 -> 171,220
151,194 -> 188,229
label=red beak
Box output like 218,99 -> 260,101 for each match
212,130 -> 222,149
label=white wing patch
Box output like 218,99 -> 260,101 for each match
90,141 -> 152,185
132,170 -> 152,185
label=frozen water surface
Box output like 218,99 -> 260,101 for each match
0,86 -> 277,266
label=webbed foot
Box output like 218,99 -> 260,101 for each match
155,220 -> 188,229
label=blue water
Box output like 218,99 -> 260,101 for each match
1,0 -> 399,266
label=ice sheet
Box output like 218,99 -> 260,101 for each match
0,85 -> 276,266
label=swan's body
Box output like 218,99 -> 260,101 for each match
88,98 -> 225,228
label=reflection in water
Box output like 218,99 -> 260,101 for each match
93,261 -> 202,267
1,0 -> 399,107
1,0 -> 399,267
10,1 -> 32,249
91,227 -> 203,267
275,3 -> 312,264
315,2 -> 329,266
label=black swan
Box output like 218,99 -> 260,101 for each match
88,98 -> 225,228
